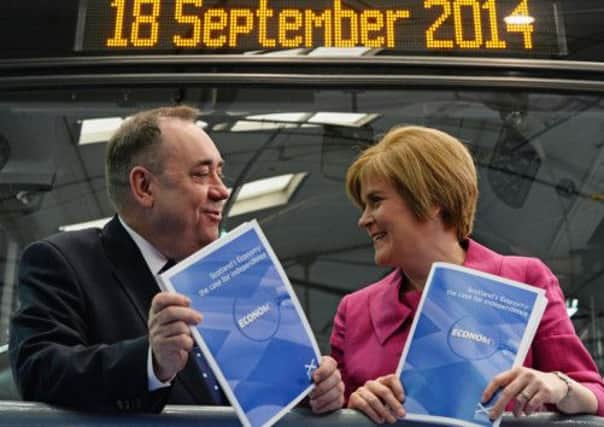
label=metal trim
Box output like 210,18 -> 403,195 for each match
1,73 -> 604,93
1,55 -> 604,73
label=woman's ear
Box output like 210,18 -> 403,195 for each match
129,166 -> 155,208
429,205 -> 442,219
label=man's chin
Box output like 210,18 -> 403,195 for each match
200,230 -> 221,245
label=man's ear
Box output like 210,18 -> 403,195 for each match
129,166 -> 155,208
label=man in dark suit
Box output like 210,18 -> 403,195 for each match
9,105 -> 345,413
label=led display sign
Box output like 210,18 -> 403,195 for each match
75,0 -> 565,56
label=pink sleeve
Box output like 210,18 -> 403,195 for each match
528,259 -> 604,415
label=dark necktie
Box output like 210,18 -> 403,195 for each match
191,346 -> 226,405
159,259 -> 226,404
159,259 -> 176,274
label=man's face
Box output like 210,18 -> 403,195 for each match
149,118 -> 229,260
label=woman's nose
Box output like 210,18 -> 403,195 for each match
358,208 -> 372,228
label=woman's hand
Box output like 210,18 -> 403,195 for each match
308,356 -> 345,414
482,367 -> 568,419
347,374 -> 405,424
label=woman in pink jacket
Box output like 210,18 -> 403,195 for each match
331,125 -> 604,423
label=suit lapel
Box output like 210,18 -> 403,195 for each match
369,270 -> 417,345
101,216 -> 158,325
101,215 -> 215,405
463,239 -> 504,274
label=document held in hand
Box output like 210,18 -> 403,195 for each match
396,262 -> 548,427
158,220 -> 321,427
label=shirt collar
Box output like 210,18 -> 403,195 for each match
118,216 -> 168,276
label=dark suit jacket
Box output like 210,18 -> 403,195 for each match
9,215 -> 217,412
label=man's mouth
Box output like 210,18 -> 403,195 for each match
203,209 -> 222,222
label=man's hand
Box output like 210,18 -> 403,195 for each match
309,356 -> 345,413
148,292 -> 202,382
348,374 -> 405,424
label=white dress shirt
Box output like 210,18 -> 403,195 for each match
118,217 -> 172,391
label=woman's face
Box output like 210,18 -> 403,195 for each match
358,175 -> 434,268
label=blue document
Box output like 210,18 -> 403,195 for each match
159,220 -> 320,427
396,263 -> 547,427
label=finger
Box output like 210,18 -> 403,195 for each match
481,382 -> 499,405
310,368 -> 341,398
312,395 -> 344,414
513,395 -> 525,417
151,342 -> 193,380
151,306 -> 202,327
482,369 -> 514,403
152,333 -> 195,354
150,320 -> 192,339
358,383 -> 398,423
312,356 -> 337,383
515,382 -> 539,416
528,399 -> 545,415
380,374 -> 405,403
510,370 -> 539,417
312,397 -> 345,414
348,390 -> 386,424
158,348 -> 190,366
150,292 -> 191,314
512,388 -> 530,417
366,379 -> 405,418
525,389 -> 547,415
489,376 -> 530,420
310,382 -> 345,414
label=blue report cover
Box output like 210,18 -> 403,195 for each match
396,262 -> 547,427
159,220 -> 321,427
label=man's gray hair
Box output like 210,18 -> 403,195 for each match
105,105 -> 200,211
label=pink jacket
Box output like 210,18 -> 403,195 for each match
330,239 -> 604,414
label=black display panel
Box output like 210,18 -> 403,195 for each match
75,0 -> 566,57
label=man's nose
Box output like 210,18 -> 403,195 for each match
209,176 -> 230,201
